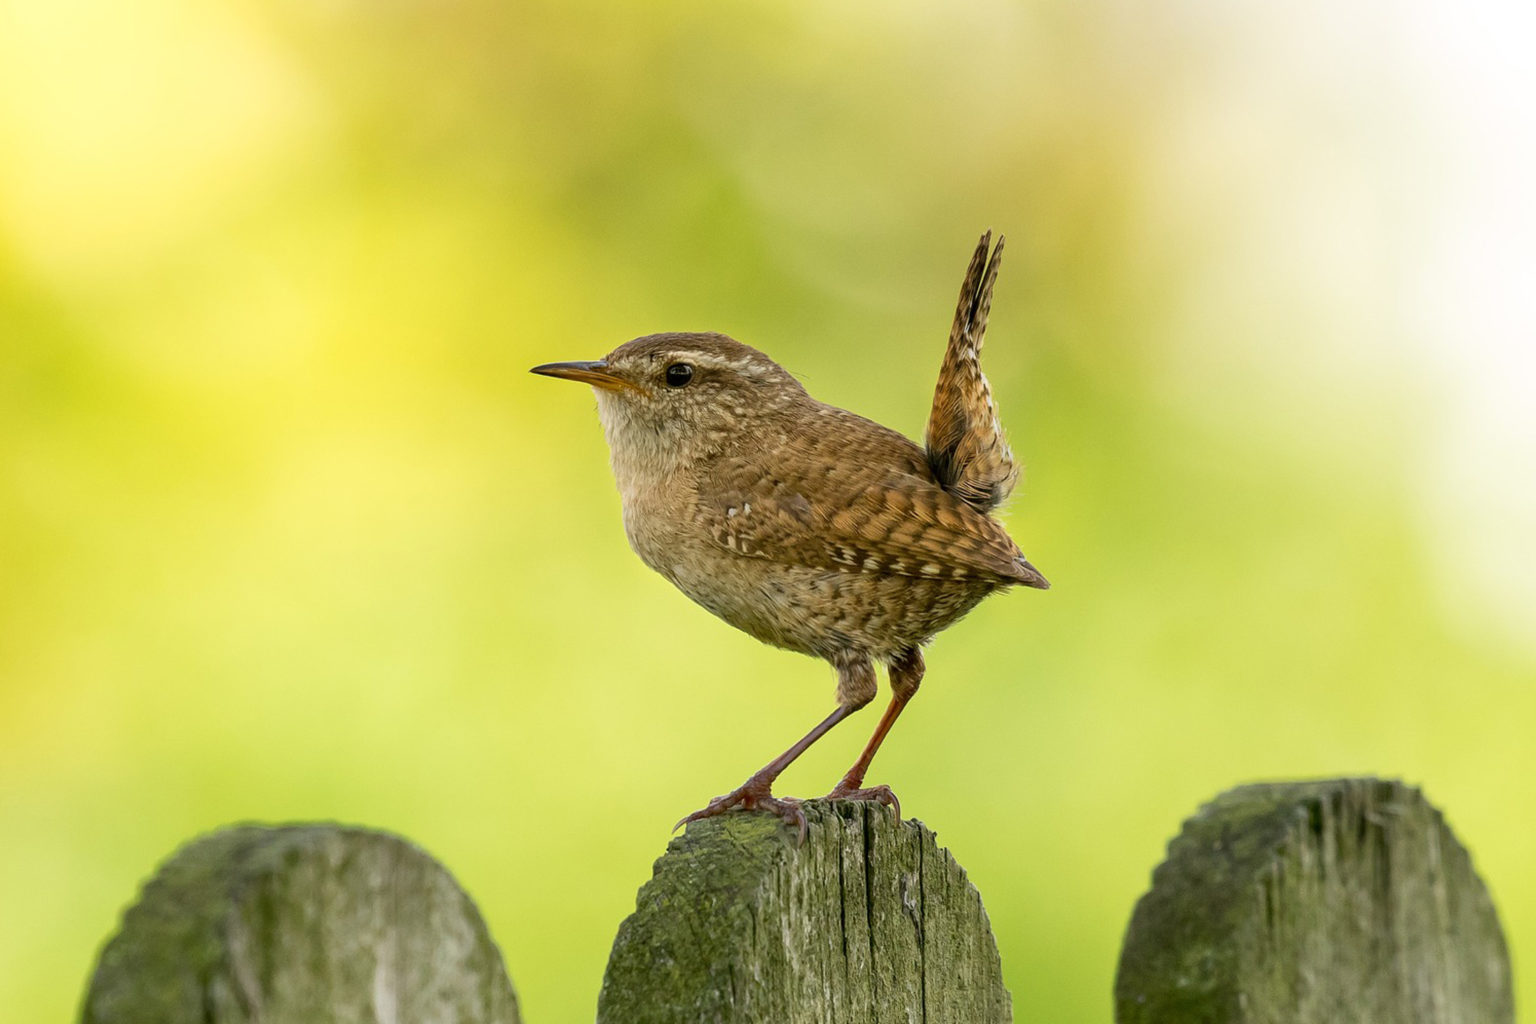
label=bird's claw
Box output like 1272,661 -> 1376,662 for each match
675,781 -> 808,845
824,781 -> 902,820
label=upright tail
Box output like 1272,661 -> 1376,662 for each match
924,232 -> 1020,513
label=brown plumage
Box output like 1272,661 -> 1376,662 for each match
926,232 -> 1020,512
531,233 -> 1048,840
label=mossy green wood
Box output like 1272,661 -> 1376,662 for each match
81,825 -> 521,1024
598,799 -> 1011,1024
1115,778 -> 1513,1024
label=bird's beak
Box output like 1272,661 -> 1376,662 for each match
1018,559 -> 1051,590
529,360 -> 643,394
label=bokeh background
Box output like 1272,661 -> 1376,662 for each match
3,0 -> 1533,1020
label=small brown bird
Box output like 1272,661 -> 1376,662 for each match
532,232 -> 1047,839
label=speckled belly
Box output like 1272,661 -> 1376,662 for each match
667,549 -> 998,662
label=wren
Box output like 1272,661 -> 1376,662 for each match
532,232 -> 1048,840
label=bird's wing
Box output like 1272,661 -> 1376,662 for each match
924,232 -> 1020,513
696,414 -> 1035,585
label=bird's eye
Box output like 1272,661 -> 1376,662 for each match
664,363 -> 694,388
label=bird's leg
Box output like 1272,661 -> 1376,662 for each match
677,656 -> 877,843
825,647 -> 925,817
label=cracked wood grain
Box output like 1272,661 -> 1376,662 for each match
597,800 -> 1010,1024
78,778 -> 1511,1023
1115,778 -> 1513,1024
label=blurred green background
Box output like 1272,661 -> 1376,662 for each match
3,0 -> 1533,1020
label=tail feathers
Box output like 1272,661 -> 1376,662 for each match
924,232 -> 1020,512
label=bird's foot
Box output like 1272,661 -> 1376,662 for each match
824,780 -> 902,820
675,774 -> 807,844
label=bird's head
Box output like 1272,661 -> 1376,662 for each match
532,332 -> 809,469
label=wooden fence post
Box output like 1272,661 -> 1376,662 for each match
1115,777 -> 1513,1024
598,799 -> 1011,1024
81,825 -> 521,1024
78,778 -> 1513,1023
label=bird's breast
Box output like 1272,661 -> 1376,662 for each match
616,472 -> 701,585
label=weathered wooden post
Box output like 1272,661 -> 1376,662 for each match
81,825 -> 521,1024
81,804 -> 1006,1024
598,799 -> 1011,1024
78,777 -> 1513,1023
1115,778 -> 1513,1024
